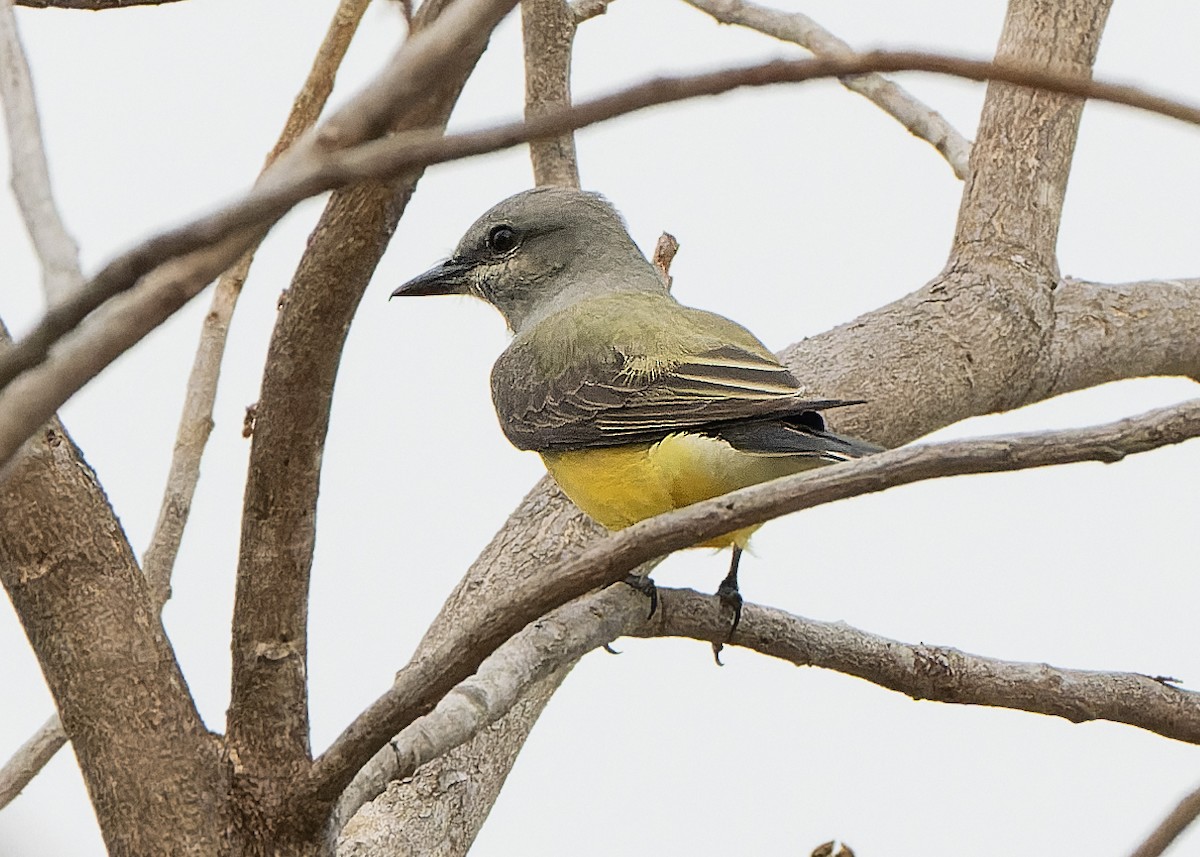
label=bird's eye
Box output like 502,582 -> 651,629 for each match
487,224 -> 518,254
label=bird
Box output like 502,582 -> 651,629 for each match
391,187 -> 880,657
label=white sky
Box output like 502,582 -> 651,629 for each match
2,1 -> 1199,855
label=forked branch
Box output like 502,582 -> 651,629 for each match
306,398 -> 1200,813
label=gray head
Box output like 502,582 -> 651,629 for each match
391,187 -> 665,333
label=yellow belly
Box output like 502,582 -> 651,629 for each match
540,434 -> 828,549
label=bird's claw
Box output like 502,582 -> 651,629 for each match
710,585 -> 744,666
621,573 -> 658,619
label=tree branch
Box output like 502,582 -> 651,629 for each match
306,399 -> 1200,814
1,49 -> 1198,469
0,13 -> 129,787
331,589 -> 633,837
638,589 -> 1200,742
569,0 -> 613,23
0,3 -> 369,804
775,3 -> 1114,447
0,427 -> 223,853
335,667 -> 572,856
682,0 -> 972,179
326,475 -> 614,844
1129,779 -> 1200,857
0,714 -> 65,808
142,0 -> 370,606
1050,277 -> 1200,393
0,48 -> 1190,389
335,569 -> 1200,836
0,0 -> 84,304
522,0 -> 579,187
13,0 -> 189,7
951,0 -> 1112,272
225,0 -> 513,839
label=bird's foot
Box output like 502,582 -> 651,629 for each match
621,573 -> 658,619
711,584 -> 743,666
717,578 -> 744,636
711,547 -> 744,666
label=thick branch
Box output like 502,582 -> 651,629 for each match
775,4 -> 1113,445
0,427 -> 223,853
683,0 -> 972,179
0,0 -> 84,303
225,0 -> 509,842
1050,277 -> 1200,393
307,400 -> 1200,812
1,50 -> 1197,469
952,0 -> 1113,272
522,0 -> 579,187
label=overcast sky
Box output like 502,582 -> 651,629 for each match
2,1 -> 1199,855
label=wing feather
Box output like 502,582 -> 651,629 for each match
490,293 -> 872,456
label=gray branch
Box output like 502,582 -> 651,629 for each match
0,0 -> 83,303
683,0 -> 972,178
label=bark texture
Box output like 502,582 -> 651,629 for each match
0,427 -> 224,855
521,0 -> 580,187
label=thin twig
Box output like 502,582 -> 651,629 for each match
639,589 -> 1200,741
651,232 -> 679,290
1129,781 -> 1200,857
303,399 -> 1200,812
0,714 -> 65,808
0,0 -> 84,304
141,0 -> 370,605
683,0 -> 972,178
3,51 -> 1200,468
14,0 -> 188,7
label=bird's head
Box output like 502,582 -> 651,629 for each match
391,187 -> 664,333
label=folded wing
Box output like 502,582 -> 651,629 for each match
492,296 -> 880,458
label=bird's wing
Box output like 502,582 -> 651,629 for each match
490,294 -> 873,454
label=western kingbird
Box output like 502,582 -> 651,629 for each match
392,187 -> 879,646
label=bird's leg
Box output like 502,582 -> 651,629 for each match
621,573 -> 658,619
712,546 -> 744,665
717,546 -> 744,632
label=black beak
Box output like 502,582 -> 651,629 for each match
390,257 -> 474,298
